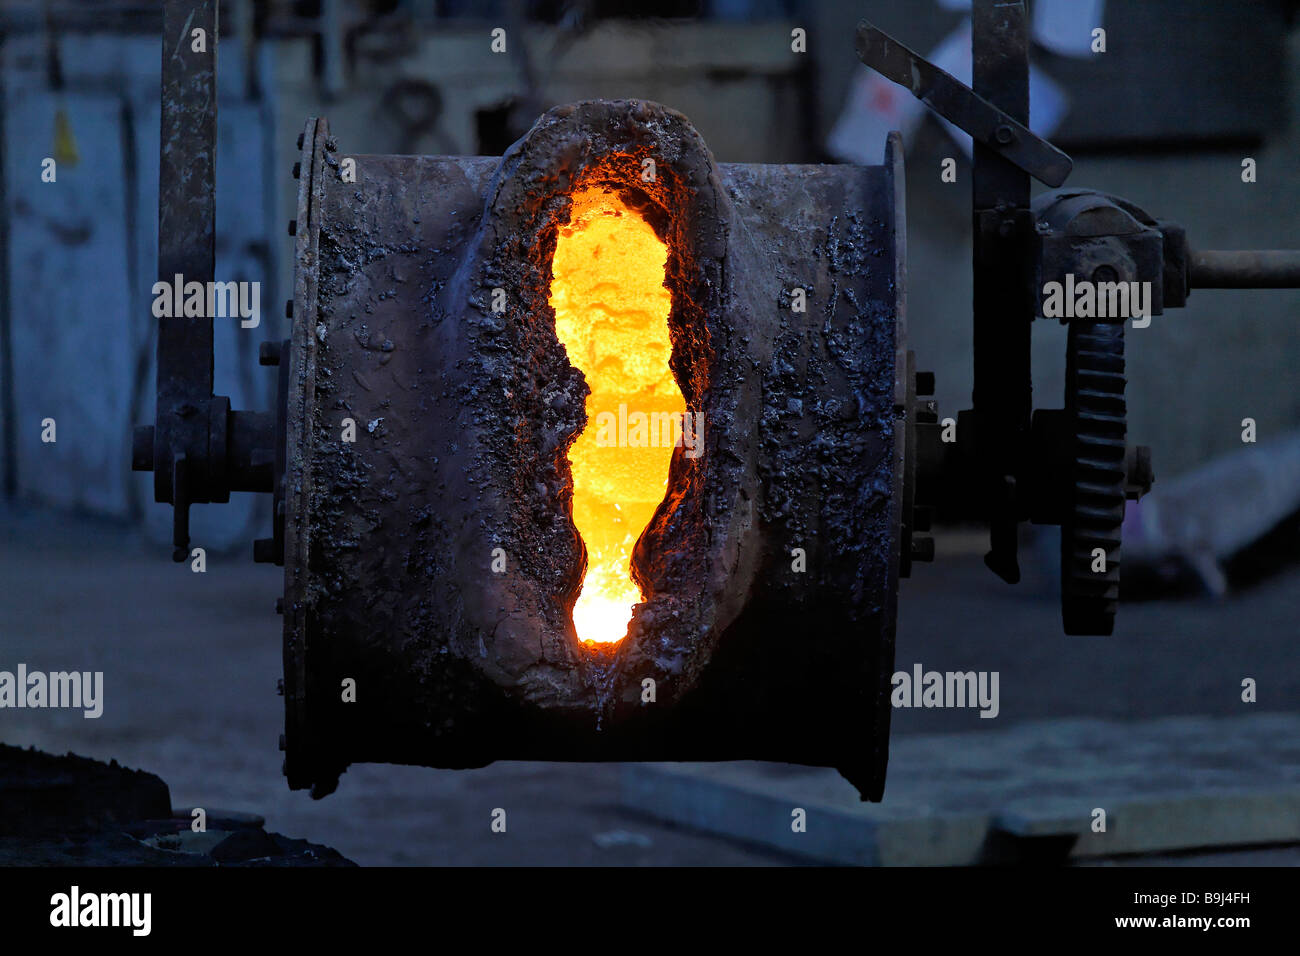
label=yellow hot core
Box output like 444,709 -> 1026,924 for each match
549,187 -> 683,646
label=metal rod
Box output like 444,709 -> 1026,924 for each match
1189,250 -> 1300,288
972,0 -> 1031,585
854,21 -> 1071,187
153,0 -> 218,558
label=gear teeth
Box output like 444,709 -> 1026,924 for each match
1062,321 -> 1128,636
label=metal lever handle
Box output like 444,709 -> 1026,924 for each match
854,20 -> 1073,188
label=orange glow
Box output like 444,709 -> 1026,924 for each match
549,187 -> 683,646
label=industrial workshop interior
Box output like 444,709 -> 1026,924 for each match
0,0 -> 1297,935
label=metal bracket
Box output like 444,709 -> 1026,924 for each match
134,0 -> 276,562
855,19 -> 1073,188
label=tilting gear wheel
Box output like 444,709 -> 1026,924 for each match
1060,320 -> 1128,636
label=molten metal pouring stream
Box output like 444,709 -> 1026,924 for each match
549,187 -> 683,645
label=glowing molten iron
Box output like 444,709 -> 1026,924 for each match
550,187 -> 683,646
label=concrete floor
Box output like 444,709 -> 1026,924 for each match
2,504 -> 1297,865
